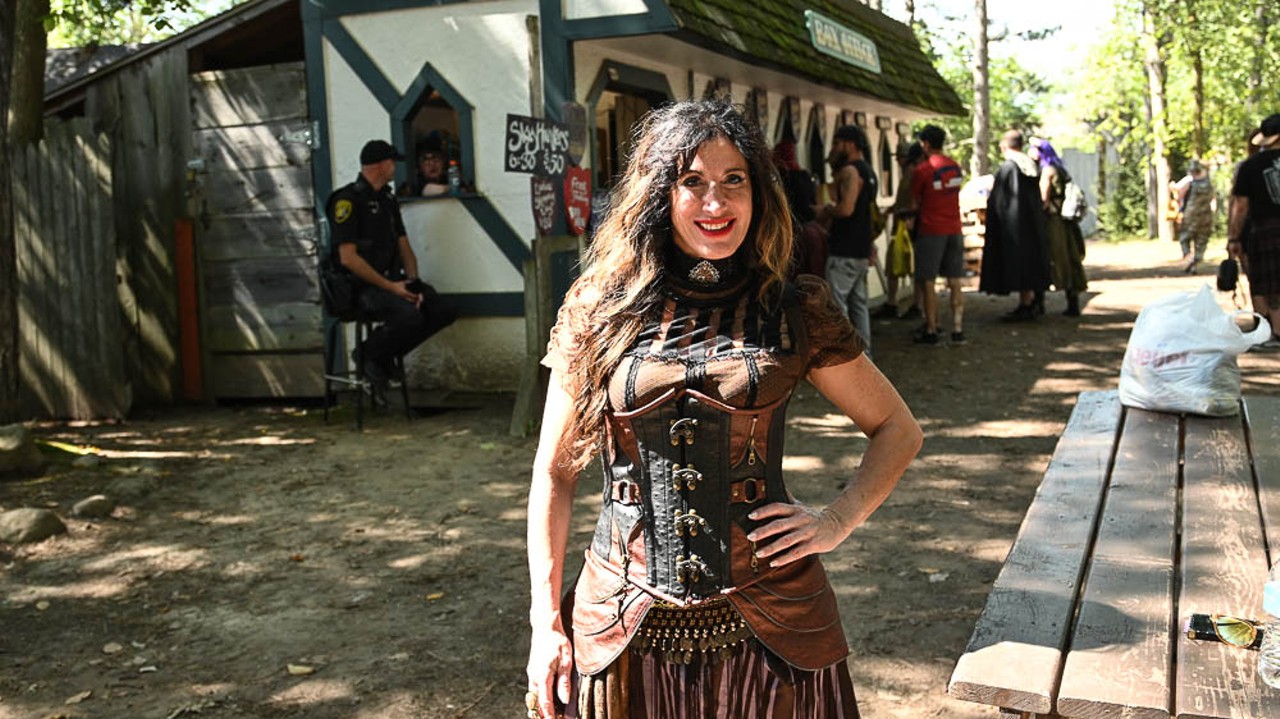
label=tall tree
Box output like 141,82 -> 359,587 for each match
971,0 -> 990,177
9,0 -> 49,145
1247,1 -> 1269,117
1140,0 -> 1173,242
0,0 -> 17,422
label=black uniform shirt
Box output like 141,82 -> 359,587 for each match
828,158 -> 878,259
326,174 -> 407,277
1232,149 -> 1280,223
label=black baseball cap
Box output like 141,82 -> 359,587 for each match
1253,114 -> 1280,147
360,139 -> 405,164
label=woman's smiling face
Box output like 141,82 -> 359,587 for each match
670,136 -> 753,260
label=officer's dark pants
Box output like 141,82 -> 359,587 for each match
356,286 -> 458,367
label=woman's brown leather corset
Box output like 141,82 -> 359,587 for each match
594,386 -> 789,599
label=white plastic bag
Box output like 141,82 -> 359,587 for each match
1118,284 -> 1271,416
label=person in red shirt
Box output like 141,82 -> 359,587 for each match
909,125 -> 966,345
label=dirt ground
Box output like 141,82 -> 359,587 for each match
3,240 -> 1279,719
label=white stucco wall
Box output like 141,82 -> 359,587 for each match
325,2 -> 538,391
565,0 -> 651,21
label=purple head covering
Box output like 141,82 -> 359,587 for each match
1030,137 -> 1065,171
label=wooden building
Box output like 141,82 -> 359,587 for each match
309,0 -> 962,393
35,0 -> 960,416
40,0 -> 314,410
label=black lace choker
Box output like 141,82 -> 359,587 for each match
665,243 -> 749,292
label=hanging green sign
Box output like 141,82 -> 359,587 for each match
804,10 -> 881,74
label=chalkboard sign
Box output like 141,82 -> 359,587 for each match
531,176 -> 557,236
505,114 -> 570,177
564,166 -> 591,236
563,102 -> 588,166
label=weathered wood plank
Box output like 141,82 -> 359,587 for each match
1056,407 -> 1180,719
1176,412 -> 1279,718
194,121 -> 314,173
204,302 -> 323,353
948,390 -> 1122,714
201,165 -> 314,215
190,62 -> 307,129
1246,397 -> 1280,563
201,257 -> 320,307
210,353 -> 324,398
83,126 -> 126,417
198,209 -> 317,261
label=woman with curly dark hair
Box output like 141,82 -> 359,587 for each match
525,100 -> 922,719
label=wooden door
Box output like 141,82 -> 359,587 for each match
188,61 -> 323,398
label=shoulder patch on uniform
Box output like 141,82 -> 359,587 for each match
334,199 -> 353,224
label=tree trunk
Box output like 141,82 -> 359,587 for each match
1141,0 -> 1173,243
971,0 -> 990,177
1186,0 -> 1205,157
0,0 -> 19,422
905,0 -> 915,24
1247,1 -> 1269,118
9,0 -> 48,146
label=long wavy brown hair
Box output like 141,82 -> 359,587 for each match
555,100 -> 794,473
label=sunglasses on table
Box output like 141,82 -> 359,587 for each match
1185,613 -> 1264,649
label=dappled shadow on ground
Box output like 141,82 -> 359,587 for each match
2,241 -> 1279,718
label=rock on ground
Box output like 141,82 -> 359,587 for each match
71,494 -> 116,519
0,424 -> 45,479
0,508 -> 67,544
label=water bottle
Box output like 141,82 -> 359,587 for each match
1260,563 -> 1280,688
447,160 -> 462,196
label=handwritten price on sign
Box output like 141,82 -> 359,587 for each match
505,114 -> 570,177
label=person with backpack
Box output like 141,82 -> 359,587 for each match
1173,159 -> 1216,273
1029,137 -> 1088,316
818,124 -> 878,357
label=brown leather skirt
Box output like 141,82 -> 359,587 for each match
570,600 -> 860,719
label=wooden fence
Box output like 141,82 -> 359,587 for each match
14,117 -> 129,419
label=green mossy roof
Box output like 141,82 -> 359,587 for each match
663,0 -> 965,116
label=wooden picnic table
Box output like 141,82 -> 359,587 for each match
949,390 -> 1280,718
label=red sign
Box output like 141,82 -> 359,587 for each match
564,166 -> 592,236
531,176 -> 556,236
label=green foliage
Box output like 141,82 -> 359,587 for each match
925,52 -> 1047,174
1099,140 -> 1149,236
908,7 -> 1049,174
46,0 -> 235,48
1074,0 -> 1280,233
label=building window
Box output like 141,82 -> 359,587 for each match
806,103 -> 826,185
391,63 -> 474,199
879,131 -> 894,197
402,90 -> 462,198
587,61 -> 674,190
775,96 -> 800,146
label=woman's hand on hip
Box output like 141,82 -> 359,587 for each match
527,627 -> 573,718
746,501 -> 850,568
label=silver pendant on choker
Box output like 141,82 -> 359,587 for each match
688,260 -> 721,285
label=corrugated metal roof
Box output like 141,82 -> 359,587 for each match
664,0 -> 965,116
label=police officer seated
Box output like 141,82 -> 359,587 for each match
326,139 -> 459,402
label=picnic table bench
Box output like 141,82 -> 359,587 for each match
949,389 -> 1280,718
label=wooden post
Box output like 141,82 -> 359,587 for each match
174,218 -> 202,402
509,235 -> 581,437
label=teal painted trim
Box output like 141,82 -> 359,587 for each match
564,8 -> 678,40
460,196 -> 532,272
391,63 -> 476,188
585,60 -> 674,107
323,20 -> 399,112
303,4 -> 342,363
539,0 -> 571,121
448,292 -> 525,317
